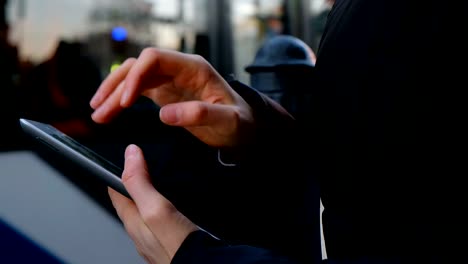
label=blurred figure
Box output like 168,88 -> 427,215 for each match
19,40 -> 102,142
264,15 -> 284,39
0,0 -> 22,151
245,35 -> 316,121
311,0 -> 335,50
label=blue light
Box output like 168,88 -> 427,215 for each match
111,27 -> 128,42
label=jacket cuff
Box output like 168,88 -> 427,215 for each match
171,230 -> 223,264
217,80 -> 297,166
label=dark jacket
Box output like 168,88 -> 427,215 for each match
173,0 -> 468,263
314,0 -> 467,262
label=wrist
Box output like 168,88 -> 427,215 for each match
163,211 -> 201,260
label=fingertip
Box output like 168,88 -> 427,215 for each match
90,95 -> 100,109
108,187 -> 120,207
160,105 -> 181,125
122,144 -> 145,184
90,111 -> 101,123
119,65 -> 139,108
119,81 -> 140,109
90,83 -> 108,109
108,187 -> 116,198
125,144 -> 140,158
90,109 -> 107,124
120,89 -> 132,108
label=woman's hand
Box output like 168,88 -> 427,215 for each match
90,48 -> 254,148
108,144 -> 199,264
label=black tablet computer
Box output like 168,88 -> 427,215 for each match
19,118 -> 130,199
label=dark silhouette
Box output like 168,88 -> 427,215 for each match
0,0 -> 22,151
245,35 -> 316,121
19,40 -> 102,142
311,0 -> 335,50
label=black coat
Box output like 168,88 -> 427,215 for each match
170,0 -> 468,263
314,0 -> 467,262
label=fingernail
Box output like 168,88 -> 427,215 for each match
90,95 -> 100,109
91,109 -> 100,120
91,106 -> 104,121
160,105 -> 181,124
121,90 -> 130,107
125,144 -> 139,158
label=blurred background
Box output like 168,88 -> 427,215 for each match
1,0 -> 331,263
4,0 -> 332,83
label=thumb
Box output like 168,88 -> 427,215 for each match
122,144 -> 168,215
121,144 -> 198,259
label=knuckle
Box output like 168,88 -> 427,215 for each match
124,57 -> 137,65
228,108 -> 241,130
121,167 -> 136,185
141,47 -> 158,59
189,54 -> 207,64
179,54 -> 214,89
190,54 -> 212,73
192,103 -> 209,121
141,201 -> 176,225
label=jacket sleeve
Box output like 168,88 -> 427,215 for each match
214,80 -> 323,264
171,80 -> 322,264
172,230 -> 301,264
217,79 -> 300,165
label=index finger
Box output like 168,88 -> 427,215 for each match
90,58 -> 136,109
120,48 -> 208,108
